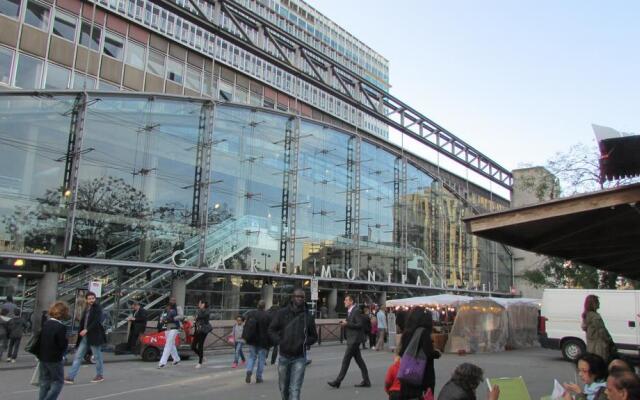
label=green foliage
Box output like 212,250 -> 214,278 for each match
522,257 -> 599,289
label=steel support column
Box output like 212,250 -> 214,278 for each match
193,101 -> 215,267
62,93 -> 88,256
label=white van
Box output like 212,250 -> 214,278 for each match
540,288 -> 640,361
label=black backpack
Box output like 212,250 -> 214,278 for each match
242,313 -> 258,344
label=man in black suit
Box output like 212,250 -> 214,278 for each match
327,295 -> 371,388
126,301 -> 147,353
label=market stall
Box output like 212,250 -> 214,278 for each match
445,298 -> 509,353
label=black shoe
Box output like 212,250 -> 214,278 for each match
256,377 -> 263,383
245,372 -> 251,383
305,359 -> 312,366
327,380 -> 340,388
354,381 -> 371,388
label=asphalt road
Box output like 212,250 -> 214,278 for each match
1,345 -> 576,400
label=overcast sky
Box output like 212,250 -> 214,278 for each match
313,1 -> 639,175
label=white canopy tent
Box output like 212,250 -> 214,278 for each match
385,294 -> 473,309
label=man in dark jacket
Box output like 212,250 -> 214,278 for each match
7,308 -> 28,362
244,300 -> 272,384
65,291 -> 106,384
268,288 -> 317,400
126,302 -> 147,353
327,295 -> 371,388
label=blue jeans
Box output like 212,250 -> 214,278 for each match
233,342 -> 245,363
246,345 -> 267,378
278,355 -> 306,400
39,361 -> 64,400
67,337 -> 104,379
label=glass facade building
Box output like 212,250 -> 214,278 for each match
0,0 -> 512,321
0,91 -> 512,319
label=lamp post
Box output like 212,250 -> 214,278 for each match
261,252 -> 271,271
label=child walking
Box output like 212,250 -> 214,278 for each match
384,355 -> 401,400
231,316 -> 246,368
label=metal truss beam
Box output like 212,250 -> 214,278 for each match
163,0 -> 512,189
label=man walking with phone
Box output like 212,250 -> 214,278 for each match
327,294 -> 371,388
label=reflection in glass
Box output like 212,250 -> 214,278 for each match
0,95 -> 76,255
14,53 -> 43,89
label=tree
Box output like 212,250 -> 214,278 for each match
519,141 -> 638,289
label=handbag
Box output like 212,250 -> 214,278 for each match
397,327 -> 427,386
197,322 -> 213,334
227,334 -> 235,345
25,331 -> 42,358
422,388 -> 434,400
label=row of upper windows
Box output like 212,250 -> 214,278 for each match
231,0 -> 389,86
0,43 -> 214,93
1,0 -> 388,138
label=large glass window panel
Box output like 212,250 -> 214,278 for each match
80,21 -> 101,51
44,63 -> 70,89
52,11 -> 76,41
166,58 -> 183,84
24,0 -> 49,30
72,72 -> 96,89
0,94 -> 77,255
295,122 -> 349,278
14,53 -> 43,89
75,96 -> 202,261
103,31 -> 124,60
147,49 -> 165,76
98,80 -> 119,91
358,141 -> 398,280
185,65 -> 201,91
208,106 -> 286,272
125,40 -> 145,70
0,0 -> 20,18
0,47 -> 13,85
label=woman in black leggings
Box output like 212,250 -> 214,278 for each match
192,300 -> 211,368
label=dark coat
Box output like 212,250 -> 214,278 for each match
437,380 -> 476,400
245,309 -> 272,349
78,302 -> 107,346
8,316 -> 28,338
399,327 -> 440,399
131,307 -> 147,331
344,306 -> 365,345
268,302 -> 317,358
39,319 -> 69,363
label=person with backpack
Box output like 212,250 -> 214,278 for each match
192,300 -> 211,368
268,288 -> 318,400
65,291 -> 106,384
397,308 -> 441,399
243,300 -> 272,383
7,308 -> 28,362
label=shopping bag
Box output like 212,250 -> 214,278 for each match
227,334 -> 235,345
422,388 -> 434,400
397,327 -> 426,385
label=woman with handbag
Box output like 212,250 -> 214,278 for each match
398,308 -> 441,400
192,300 -> 212,368
582,295 -> 616,362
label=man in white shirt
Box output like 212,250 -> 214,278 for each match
375,305 -> 387,351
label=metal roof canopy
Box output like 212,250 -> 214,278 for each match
464,183 -> 640,279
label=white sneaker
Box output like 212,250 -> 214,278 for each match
195,363 -> 202,369
11,359 -> 16,363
